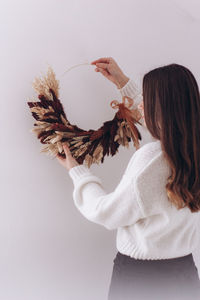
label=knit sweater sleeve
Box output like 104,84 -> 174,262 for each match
68,162 -> 144,231
118,78 -> 143,110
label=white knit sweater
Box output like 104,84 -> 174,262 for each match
68,78 -> 200,260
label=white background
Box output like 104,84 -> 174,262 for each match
1,0 -> 200,299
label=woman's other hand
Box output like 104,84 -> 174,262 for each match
56,143 -> 79,171
91,57 -> 129,89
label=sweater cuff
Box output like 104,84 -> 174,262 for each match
118,78 -> 142,97
68,164 -> 93,181
68,164 -> 103,188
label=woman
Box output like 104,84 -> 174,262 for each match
56,57 -> 200,299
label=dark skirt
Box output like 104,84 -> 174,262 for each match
107,251 -> 200,300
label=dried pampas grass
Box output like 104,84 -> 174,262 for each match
27,66 -> 143,167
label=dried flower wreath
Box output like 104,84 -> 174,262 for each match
27,64 -> 143,167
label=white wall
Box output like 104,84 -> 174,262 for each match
1,0 -> 200,299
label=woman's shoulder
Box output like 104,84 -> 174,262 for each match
134,139 -> 162,161
124,139 -> 163,177
134,139 -> 171,181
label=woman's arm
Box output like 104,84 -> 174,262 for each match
68,162 -> 144,231
91,57 -> 144,124
118,78 -> 143,110
91,57 -> 143,112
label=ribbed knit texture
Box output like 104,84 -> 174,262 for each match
119,78 -> 143,109
68,78 -> 200,260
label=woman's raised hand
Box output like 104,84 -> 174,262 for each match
90,57 -> 129,89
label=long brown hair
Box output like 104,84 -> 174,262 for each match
142,63 -> 200,212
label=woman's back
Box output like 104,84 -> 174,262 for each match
117,139 -> 200,260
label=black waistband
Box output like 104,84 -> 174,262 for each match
116,251 -> 193,264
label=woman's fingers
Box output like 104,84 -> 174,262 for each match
95,67 -> 109,77
91,57 -> 111,65
58,143 -> 68,158
95,62 -> 109,69
91,57 -> 119,86
63,143 -> 70,155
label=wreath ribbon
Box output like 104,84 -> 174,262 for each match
110,95 -> 142,141
110,95 -> 134,110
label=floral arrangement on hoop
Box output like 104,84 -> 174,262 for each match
27,66 -> 143,167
